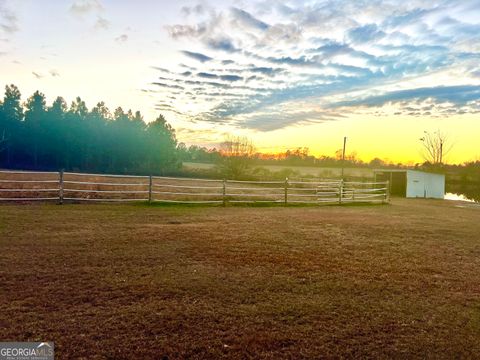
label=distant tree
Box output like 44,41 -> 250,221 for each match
284,147 -> 314,166
177,142 -> 189,161
24,91 -> 47,167
420,130 -> 453,164
47,97 -> 68,168
84,102 -> 108,170
346,151 -> 360,164
1,85 -> 23,124
217,135 -> 256,179
0,85 -> 23,166
334,149 -> 363,167
145,114 -> 179,173
369,157 -> 385,168
0,85 -> 180,174
368,157 -> 386,168
70,97 -> 88,117
91,101 -> 110,120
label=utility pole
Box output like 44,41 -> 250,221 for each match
439,141 -> 443,164
339,137 -> 347,205
341,136 -> 347,180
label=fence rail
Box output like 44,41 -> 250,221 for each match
0,170 -> 389,205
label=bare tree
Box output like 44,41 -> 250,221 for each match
218,135 -> 256,178
419,130 -> 452,164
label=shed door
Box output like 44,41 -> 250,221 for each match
375,172 -> 406,197
424,174 -> 445,199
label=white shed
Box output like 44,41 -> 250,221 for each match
374,169 -> 445,199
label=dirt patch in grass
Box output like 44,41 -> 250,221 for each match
1,199 -> 479,359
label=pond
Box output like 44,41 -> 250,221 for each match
445,183 -> 480,203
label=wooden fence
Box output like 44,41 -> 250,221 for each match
0,170 -> 389,205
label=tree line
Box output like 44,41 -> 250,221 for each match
1,84 -> 478,182
178,143 -> 402,169
0,85 -> 179,174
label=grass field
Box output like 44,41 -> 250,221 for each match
1,199 -> 480,359
183,162 -> 375,178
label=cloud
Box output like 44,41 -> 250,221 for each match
206,37 -> 237,52
265,55 -> 315,67
382,7 -> 428,29
192,72 -> 243,82
152,82 -> 185,90
307,41 -> 352,58
180,4 -> 206,17
179,63 -> 197,70
238,108 -> 344,131
197,72 -> 217,79
249,66 -> 285,76
181,50 -> 213,62
70,0 -> 103,17
184,79 -> 230,89
230,7 -> 270,30
347,24 -> 385,44
0,1 -> 18,34
220,75 -> 243,82
166,24 -> 207,39
153,1 -> 480,132
115,34 -> 128,43
70,0 -> 109,32
94,16 -> 110,30
152,66 -> 173,73
195,72 -> 244,82
261,23 -> 302,44
331,85 -> 480,108
49,69 -> 60,77
32,71 -> 43,79
274,3 -> 296,16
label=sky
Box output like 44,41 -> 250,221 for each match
1,0 -> 480,164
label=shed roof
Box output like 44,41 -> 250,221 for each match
373,169 -> 444,176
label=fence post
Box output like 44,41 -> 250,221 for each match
339,179 -> 343,205
385,180 -> 390,203
58,169 -> 64,205
222,179 -> 226,207
148,175 -> 153,203
284,177 -> 288,206
352,187 -> 355,202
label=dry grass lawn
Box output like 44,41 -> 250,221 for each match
1,199 -> 479,359
183,161 -> 375,178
